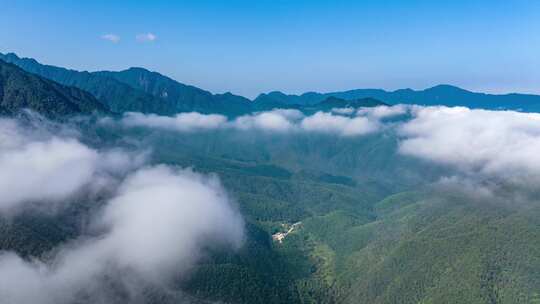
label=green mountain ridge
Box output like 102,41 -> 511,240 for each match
95,67 -> 253,116
0,52 -> 253,116
0,59 -> 108,117
4,52 -> 540,116
0,52 -> 389,117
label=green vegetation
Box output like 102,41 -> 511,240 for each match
0,52 -> 390,117
0,52 -> 252,116
0,59 -> 108,117
96,67 -> 252,116
98,126 -> 538,303
1,52 -> 540,303
2,114 -> 540,303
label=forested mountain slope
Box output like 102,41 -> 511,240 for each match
0,59 -> 108,117
0,52 -> 252,116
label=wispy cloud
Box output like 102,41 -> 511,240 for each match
100,33 -> 120,43
136,32 -> 157,43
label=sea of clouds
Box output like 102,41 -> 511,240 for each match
3,104 -> 540,302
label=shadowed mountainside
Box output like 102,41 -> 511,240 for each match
0,52 -> 252,116
0,59 -> 108,117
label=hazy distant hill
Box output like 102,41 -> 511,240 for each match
255,85 -> 540,112
0,52 -> 252,116
0,59 -> 108,117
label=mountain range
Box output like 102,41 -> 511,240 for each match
2,51 -> 540,117
254,85 -> 540,112
0,52 -> 252,116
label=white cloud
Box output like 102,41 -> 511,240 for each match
136,32 -> 157,42
120,109 -> 384,137
122,112 -> 227,131
0,138 -> 98,211
331,107 -> 355,115
97,166 -> 244,279
357,104 -> 409,119
0,118 -> 143,214
0,119 -> 29,149
300,111 -> 379,136
0,115 -> 244,303
0,165 -> 244,304
398,106 -> 540,184
232,109 -> 304,132
100,33 -> 120,43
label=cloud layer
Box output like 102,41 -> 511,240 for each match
0,137 -> 98,211
233,109 -> 304,132
0,116 -> 244,303
0,166 -> 243,304
119,107 -> 389,136
300,111 -> 378,136
0,118 -> 143,214
123,112 -> 228,131
357,104 -> 408,119
398,106 -> 540,185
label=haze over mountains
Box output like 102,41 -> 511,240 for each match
2,52 -> 540,117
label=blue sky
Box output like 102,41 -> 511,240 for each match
0,0 -> 538,98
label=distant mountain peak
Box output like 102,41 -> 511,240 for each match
125,66 -> 149,72
3,52 -> 20,61
266,91 -> 288,96
123,66 -> 156,75
425,84 -> 469,93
